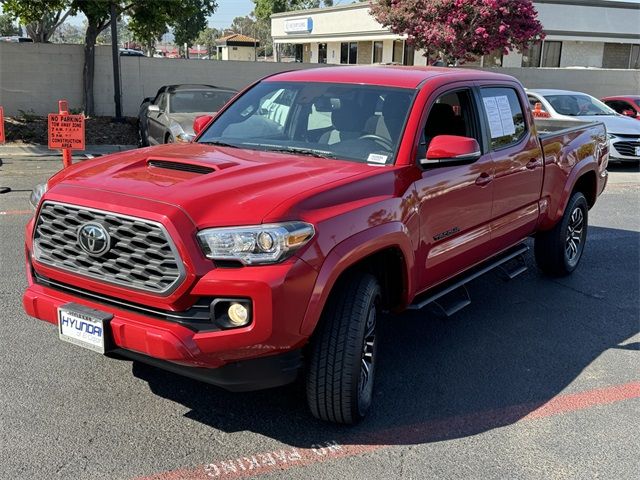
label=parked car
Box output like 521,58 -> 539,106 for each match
26,67 -> 608,424
0,36 -> 33,43
527,89 -> 640,163
601,95 -> 640,120
119,48 -> 145,57
137,84 -> 237,146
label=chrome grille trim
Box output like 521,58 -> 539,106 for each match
612,140 -> 640,157
33,201 -> 186,296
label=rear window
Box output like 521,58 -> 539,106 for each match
170,90 -> 235,113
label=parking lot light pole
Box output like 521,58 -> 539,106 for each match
110,2 -> 123,122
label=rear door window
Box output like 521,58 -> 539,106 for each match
480,87 -> 527,149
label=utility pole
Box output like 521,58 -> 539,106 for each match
109,2 -> 123,122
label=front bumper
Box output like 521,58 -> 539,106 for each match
24,235 -> 318,391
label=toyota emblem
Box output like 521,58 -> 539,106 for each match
77,222 -> 111,257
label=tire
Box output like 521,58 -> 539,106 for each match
534,192 -> 589,277
165,133 -> 174,144
306,272 -> 381,424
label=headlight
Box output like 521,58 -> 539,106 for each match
29,183 -> 47,210
176,132 -> 195,143
197,222 -> 315,265
607,133 -> 617,140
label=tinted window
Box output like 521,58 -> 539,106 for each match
420,89 -> 479,159
198,82 -> 414,165
545,94 -> 615,116
541,41 -> 562,67
157,94 -> 167,111
373,41 -> 383,63
606,100 -> 632,114
480,87 -> 527,149
169,90 -> 234,113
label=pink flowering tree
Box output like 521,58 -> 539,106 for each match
370,0 -> 545,64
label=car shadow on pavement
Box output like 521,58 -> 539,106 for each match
131,225 -> 639,449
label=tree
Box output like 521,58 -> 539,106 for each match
69,0 -> 217,115
229,15 -> 272,57
49,22 -> 84,43
0,13 -> 20,36
253,0 -> 333,21
2,0 -> 73,42
370,0 -> 545,64
196,26 -> 221,57
172,0 -> 217,58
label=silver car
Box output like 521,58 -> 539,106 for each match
137,84 -> 237,146
527,89 -> 640,163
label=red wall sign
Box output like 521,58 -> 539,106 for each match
48,113 -> 85,150
0,106 -> 5,144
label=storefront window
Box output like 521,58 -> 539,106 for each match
541,41 -> 562,67
373,41 -> 383,63
403,42 -> 414,66
318,43 -> 327,64
340,42 -> 358,64
521,42 -> 542,67
631,45 -> 640,69
392,40 -> 403,64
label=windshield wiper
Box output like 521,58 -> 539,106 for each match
255,145 -> 337,159
199,140 -> 239,148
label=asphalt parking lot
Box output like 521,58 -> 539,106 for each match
0,155 -> 638,480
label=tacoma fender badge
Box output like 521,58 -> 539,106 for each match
433,227 -> 460,242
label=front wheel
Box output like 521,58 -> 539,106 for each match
534,192 -> 589,276
306,272 -> 381,424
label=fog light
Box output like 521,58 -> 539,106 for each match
228,302 -> 249,326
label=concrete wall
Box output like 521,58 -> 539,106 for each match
482,67 -> 640,99
1,43 -> 638,118
0,43 -> 325,117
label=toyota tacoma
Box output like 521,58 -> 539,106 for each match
24,67 -> 608,424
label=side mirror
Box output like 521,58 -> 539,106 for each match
621,109 -> 637,118
193,115 -> 213,135
421,135 -> 481,167
147,104 -> 160,113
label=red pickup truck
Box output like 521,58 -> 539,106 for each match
24,67 -> 608,424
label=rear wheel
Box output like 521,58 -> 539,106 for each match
306,272 -> 381,424
535,192 -> 588,276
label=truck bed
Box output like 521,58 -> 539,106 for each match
534,118 -> 598,139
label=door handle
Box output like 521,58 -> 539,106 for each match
526,158 -> 538,170
475,172 -> 492,186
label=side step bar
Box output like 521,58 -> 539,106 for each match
408,243 -> 529,314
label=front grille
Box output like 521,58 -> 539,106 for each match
33,201 -> 185,295
613,140 -> 640,157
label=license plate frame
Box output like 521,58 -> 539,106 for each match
58,303 -> 113,354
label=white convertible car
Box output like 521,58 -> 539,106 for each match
527,89 -> 640,163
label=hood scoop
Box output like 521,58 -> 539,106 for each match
147,159 -> 215,175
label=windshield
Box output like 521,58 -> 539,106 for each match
635,99 -> 640,108
169,90 -> 235,113
544,94 -> 616,116
196,81 -> 415,164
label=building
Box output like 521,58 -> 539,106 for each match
215,34 -> 260,61
271,0 -> 640,69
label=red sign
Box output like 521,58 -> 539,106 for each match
0,106 -> 5,144
48,113 -> 85,150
